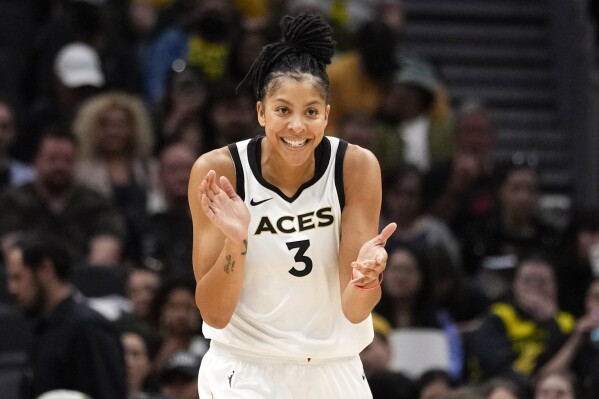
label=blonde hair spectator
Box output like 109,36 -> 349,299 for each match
72,91 -> 158,265
73,91 -> 154,161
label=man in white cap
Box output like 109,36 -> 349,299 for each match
36,390 -> 91,399
53,42 -> 105,89
52,42 -> 105,111
16,42 -> 105,163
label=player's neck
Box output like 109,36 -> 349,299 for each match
260,141 -> 315,197
262,161 -> 314,198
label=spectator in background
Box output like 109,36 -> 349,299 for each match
142,143 -> 195,279
51,42 -> 106,114
479,378 -> 525,399
72,91 -> 157,264
120,322 -> 162,399
0,130 -> 127,267
533,277 -> 599,398
361,313 -> 394,378
534,370 -> 578,399
380,164 -> 461,269
326,19 -> 399,136
148,278 -> 206,373
375,247 -> 464,380
555,208 -> 599,317
35,390 -> 92,399
461,164 -> 561,300
165,111 -> 206,158
424,99 -> 499,239
575,277 -> 599,398
0,101 -> 35,193
415,369 -> 456,399
227,22 -> 271,83
157,62 -> 208,155
18,42 -> 105,163
158,351 -> 201,399
378,165 -> 488,330
5,234 -> 127,399
375,58 -> 453,173
125,0 -> 171,88
201,80 -> 260,149
472,255 -> 575,385
373,0 -> 406,34
26,0 -> 140,102
25,0 -> 105,103
125,267 -> 161,326
430,244 -> 490,333
144,0 -> 240,105
447,387 -> 485,399
362,313 -> 416,399
337,114 -> 378,153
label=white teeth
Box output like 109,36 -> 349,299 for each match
282,138 -> 308,148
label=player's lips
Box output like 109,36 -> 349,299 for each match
281,138 -> 309,148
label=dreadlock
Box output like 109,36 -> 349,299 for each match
237,12 -> 336,101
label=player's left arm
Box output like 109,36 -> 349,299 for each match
339,144 -> 396,323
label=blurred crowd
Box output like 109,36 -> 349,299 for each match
0,0 -> 599,399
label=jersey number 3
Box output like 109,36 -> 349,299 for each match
286,240 -> 312,277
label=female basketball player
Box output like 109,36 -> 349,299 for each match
189,12 -> 396,398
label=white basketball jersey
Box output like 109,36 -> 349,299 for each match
203,136 -> 374,359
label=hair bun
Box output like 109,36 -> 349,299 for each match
280,12 -> 335,65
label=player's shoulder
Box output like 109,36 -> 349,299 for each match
341,143 -> 381,196
342,142 -> 379,169
191,146 -> 235,177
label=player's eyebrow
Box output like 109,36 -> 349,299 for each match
272,98 -> 324,107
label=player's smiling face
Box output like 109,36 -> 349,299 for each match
257,75 -> 330,166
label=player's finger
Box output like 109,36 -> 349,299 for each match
352,260 -> 376,275
220,176 -> 238,199
197,180 -> 206,200
207,171 -> 221,195
350,263 -> 365,283
205,170 -> 216,185
200,194 -> 215,218
203,183 -> 217,201
375,223 -> 397,245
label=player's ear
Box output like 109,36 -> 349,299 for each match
257,101 -> 266,127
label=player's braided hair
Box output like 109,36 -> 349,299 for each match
237,12 -> 336,101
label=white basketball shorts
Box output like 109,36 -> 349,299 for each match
198,342 -> 372,399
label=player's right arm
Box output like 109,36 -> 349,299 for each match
188,147 -> 250,329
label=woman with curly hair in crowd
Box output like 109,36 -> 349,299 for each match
72,91 -> 158,262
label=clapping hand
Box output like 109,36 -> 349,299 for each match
350,223 -> 397,288
198,170 -> 250,243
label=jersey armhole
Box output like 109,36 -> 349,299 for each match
228,143 -> 245,201
334,139 -> 348,210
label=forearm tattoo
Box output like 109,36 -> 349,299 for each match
224,241 -> 247,274
224,255 -> 235,274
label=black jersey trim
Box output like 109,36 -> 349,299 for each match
228,143 -> 245,201
247,136 -> 331,203
335,139 -> 348,210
